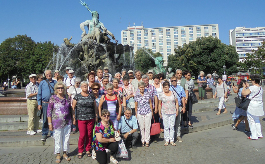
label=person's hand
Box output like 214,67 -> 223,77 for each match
38,105 -> 42,110
109,138 -> 116,142
155,109 -> 158,114
95,117 -> 98,123
159,113 -> 162,119
117,115 -> 121,121
49,124 -> 53,131
123,133 -> 129,139
73,119 -> 76,125
246,83 -> 249,88
181,107 -> 186,114
213,95 -> 216,99
126,96 -> 130,100
176,110 -> 179,117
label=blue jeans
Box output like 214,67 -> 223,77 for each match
42,103 -> 53,136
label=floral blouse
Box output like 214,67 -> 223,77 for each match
134,91 -> 152,115
94,121 -> 115,151
159,92 -> 177,114
47,95 -> 72,130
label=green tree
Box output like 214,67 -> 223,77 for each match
167,36 -> 239,76
134,48 -> 162,73
242,41 -> 265,75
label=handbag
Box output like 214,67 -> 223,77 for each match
190,90 -> 198,104
150,116 -> 161,136
238,87 -> 261,111
116,139 -> 129,159
234,96 -> 241,107
202,82 -> 207,89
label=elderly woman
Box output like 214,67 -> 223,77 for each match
135,81 -> 153,147
72,81 -> 97,158
47,82 -> 72,163
197,71 -> 207,100
242,75 -> 263,140
207,74 -> 216,98
98,83 -> 122,130
122,75 -> 135,111
94,109 -> 119,164
87,72 -> 96,93
232,80 -> 249,131
113,78 -> 124,102
159,81 -> 178,146
91,82 -> 102,118
214,77 -> 228,115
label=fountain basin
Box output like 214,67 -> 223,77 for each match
0,97 -> 27,115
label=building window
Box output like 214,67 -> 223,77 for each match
167,49 -> 171,52
167,42 -> 171,45
212,33 -> 216,37
137,30 -> 141,33
137,33 -> 141,36
205,33 -> 209,37
197,33 -> 201,37
137,37 -> 141,40
167,46 -> 171,49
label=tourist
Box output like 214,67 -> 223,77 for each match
128,70 -> 134,77
113,78 -> 124,112
47,82 -> 72,163
72,81 -> 97,158
11,79 -> 17,89
241,75 -> 263,140
95,68 -> 104,86
153,74 -> 163,133
57,75 -> 64,82
87,72 -> 96,93
64,70 -> 76,90
94,109 -> 119,164
91,82 -> 102,118
169,76 -> 186,142
121,69 -> 126,80
135,81 -> 153,147
118,108 -> 139,148
122,75 -> 135,111
37,74 -> 44,84
158,73 -> 165,84
52,70 -> 59,81
214,77 -> 228,115
197,71 -> 207,100
232,80 -> 249,131
16,78 -> 21,89
102,77 -> 109,94
207,74 -> 216,98
148,70 -> 154,85
159,81 -> 178,146
115,72 -> 123,88
37,70 -> 57,141
103,67 -> 112,82
131,70 -> 142,91
129,75 -> 135,84
64,67 -> 71,78
183,71 -> 195,128
98,83 -> 122,130
26,74 -> 39,135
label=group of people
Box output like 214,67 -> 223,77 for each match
25,66 -> 264,164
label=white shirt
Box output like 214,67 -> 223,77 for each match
247,85 -> 264,116
64,77 -> 76,87
26,82 -> 38,99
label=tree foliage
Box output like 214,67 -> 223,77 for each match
0,35 -> 55,81
134,48 -> 162,73
167,36 -> 239,76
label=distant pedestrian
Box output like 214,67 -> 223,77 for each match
197,71 -> 207,100
207,74 -> 216,98
214,77 -> 228,115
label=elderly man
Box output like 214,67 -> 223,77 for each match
63,67 -> 71,78
118,108 -> 139,148
169,75 -> 186,143
103,67 -> 112,82
131,70 -> 142,91
52,70 -> 59,81
95,68 -> 104,86
64,70 -> 76,91
26,74 -> 39,135
128,70 -> 134,77
37,70 -> 57,141
121,69 -> 126,80
148,70 -> 154,85
115,72 -> 123,88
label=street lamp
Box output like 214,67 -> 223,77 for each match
223,65 -> 226,75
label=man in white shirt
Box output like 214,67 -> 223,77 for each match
95,68 -> 104,86
148,70 -> 154,85
103,67 -> 112,82
64,70 -> 76,90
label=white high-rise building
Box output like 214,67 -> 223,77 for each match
229,27 -> 265,60
121,24 -> 219,66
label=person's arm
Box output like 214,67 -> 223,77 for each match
224,83 -> 228,98
241,83 -> 251,96
232,86 -> 238,93
158,100 -> 162,118
72,99 -> 77,125
154,95 -> 158,113
37,82 -> 42,110
135,101 -> 138,118
175,98 -> 179,117
94,101 -> 98,123
96,133 -> 116,143
47,97 -> 54,131
149,98 -> 153,116
117,97 -> 122,121
181,88 -> 186,113
98,96 -> 105,118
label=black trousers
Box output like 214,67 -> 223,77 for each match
183,97 -> 193,123
96,141 -> 119,164
121,132 -> 139,146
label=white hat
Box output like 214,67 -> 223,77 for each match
54,70 -> 59,73
128,70 -> 133,73
148,70 -> 153,73
104,67 -> 109,70
68,70 -> 74,74
29,74 -> 37,78
66,67 -> 71,70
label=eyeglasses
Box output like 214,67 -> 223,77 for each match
92,88 -> 99,90
76,83 -> 80,84
187,75 -> 191,76
57,87 -> 64,90
102,115 -> 110,118
171,80 -> 177,82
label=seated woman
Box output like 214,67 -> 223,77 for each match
94,109 -> 119,164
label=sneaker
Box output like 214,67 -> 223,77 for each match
176,136 -> 183,142
41,135 -> 47,141
29,131 -> 36,135
37,129 -> 42,133
110,156 -> 118,164
27,131 -> 31,135
232,125 -> 238,130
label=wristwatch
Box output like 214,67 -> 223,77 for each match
129,132 -> 131,135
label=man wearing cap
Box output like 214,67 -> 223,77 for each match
128,70 -> 134,77
26,74 -> 39,135
95,68 -> 104,86
64,70 -> 76,91
103,67 -> 112,82
37,70 -> 57,141
148,70 -> 154,85
64,67 -> 71,79
52,70 -> 59,81
121,69 -> 127,80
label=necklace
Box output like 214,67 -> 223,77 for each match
101,121 -> 109,126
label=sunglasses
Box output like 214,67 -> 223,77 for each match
92,88 -> 99,90
171,80 -> 177,82
102,115 -> 110,118
57,87 -> 64,90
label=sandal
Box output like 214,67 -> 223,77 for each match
86,151 -> 92,157
55,155 -> 61,163
223,110 -> 228,114
164,142 -> 169,146
170,142 -> 176,146
110,156 -> 118,164
63,153 -> 71,161
142,143 -> 145,147
77,153 -> 82,159
145,143 -> 149,147
216,112 -> 221,115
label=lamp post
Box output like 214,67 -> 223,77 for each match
223,65 -> 226,75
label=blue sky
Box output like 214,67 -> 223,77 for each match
0,0 -> 264,46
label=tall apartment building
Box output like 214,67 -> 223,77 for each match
229,27 -> 265,60
121,24 -> 219,66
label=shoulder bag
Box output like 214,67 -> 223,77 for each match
238,87 -> 261,110
150,115 -> 161,136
